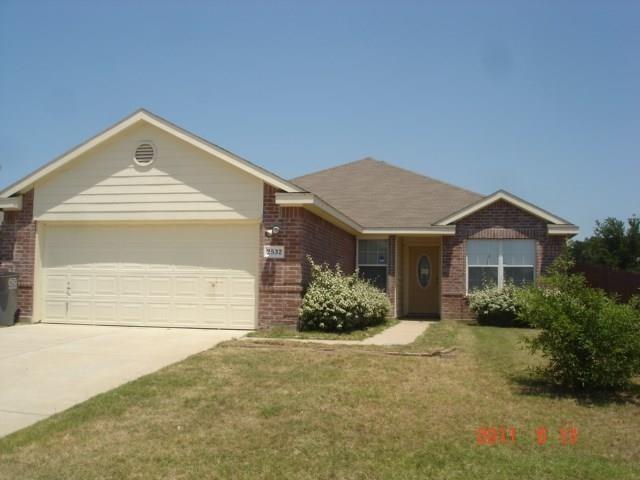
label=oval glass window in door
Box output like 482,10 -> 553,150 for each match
417,256 -> 431,288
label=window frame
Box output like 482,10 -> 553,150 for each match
465,239 -> 536,294
356,238 -> 389,291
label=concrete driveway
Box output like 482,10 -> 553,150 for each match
0,323 -> 244,437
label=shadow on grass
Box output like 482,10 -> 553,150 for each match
510,371 -> 640,406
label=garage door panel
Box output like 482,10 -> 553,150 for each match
148,303 -> 171,323
69,276 -> 92,295
94,302 -> 117,322
45,301 -> 66,319
119,303 -> 145,323
202,304 -> 229,326
68,301 -> 91,321
147,277 -> 172,297
229,305 -> 255,328
204,277 -> 228,298
174,303 -> 200,323
175,277 -> 200,297
95,277 -> 118,296
42,224 -> 257,329
120,277 -> 145,296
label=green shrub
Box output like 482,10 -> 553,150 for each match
299,258 -> 390,332
630,294 -> 640,312
468,283 -> 529,327
519,258 -> 640,390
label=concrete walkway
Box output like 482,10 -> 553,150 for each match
248,320 -> 433,346
360,320 -> 432,345
0,323 -> 244,438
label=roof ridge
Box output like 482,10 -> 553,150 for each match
294,157 -> 484,199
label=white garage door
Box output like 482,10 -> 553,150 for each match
41,223 -> 258,329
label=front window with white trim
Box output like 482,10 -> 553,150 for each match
467,239 -> 535,292
357,239 -> 388,291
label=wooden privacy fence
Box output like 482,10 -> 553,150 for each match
572,263 -> 640,302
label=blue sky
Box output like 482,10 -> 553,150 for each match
1,1 -> 638,237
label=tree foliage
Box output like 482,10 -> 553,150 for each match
570,215 -> 640,272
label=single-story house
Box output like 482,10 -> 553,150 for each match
0,109 -> 578,329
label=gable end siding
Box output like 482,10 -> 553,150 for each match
33,122 -> 263,222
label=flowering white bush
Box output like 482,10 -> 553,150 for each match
468,283 -> 529,327
299,257 -> 390,332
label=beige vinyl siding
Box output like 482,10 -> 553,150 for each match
34,122 -> 263,221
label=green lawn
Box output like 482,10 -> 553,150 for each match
247,318 -> 399,340
1,321 -> 639,479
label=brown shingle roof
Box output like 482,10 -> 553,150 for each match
291,158 -> 484,228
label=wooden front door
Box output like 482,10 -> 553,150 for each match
408,246 -> 440,315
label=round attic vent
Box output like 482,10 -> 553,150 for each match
134,142 -> 155,166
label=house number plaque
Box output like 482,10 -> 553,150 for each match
264,245 -> 285,259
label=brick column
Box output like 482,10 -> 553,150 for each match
387,235 -> 397,317
0,190 -> 36,321
259,185 -> 304,328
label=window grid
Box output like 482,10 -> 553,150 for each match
357,239 -> 389,266
357,239 -> 388,291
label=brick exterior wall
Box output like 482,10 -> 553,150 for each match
387,236 -> 397,317
0,190 -> 36,321
259,184 -> 356,327
441,199 -> 568,320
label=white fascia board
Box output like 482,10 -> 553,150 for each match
360,226 -> 455,236
1,109 -> 302,198
0,196 -> 22,210
547,224 -> 579,236
274,192 -> 316,206
435,190 -> 570,226
275,192 -> 361,234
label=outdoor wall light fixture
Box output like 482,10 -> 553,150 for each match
265,225 -> 281,237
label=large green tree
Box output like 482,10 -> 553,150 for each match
570,215 -> 640,272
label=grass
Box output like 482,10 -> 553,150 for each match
1,321 -> 639,479
247,318 -> 399,340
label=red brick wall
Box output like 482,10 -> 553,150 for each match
441,200 -> 568,320
259,185 -> 356,327
0,190 -> 36,320
387,236 -> 397,316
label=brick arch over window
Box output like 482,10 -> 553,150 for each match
441,199 -> 567,320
